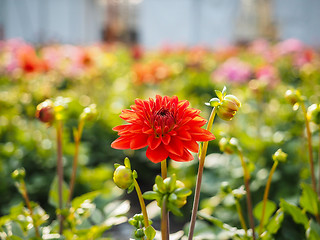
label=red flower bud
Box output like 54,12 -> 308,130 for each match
35,100 -> 55,123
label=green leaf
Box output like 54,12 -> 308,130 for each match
167,174 -> 176,192
167,202 -> 182,216
155,175 -> 166,193
114,163 -> 121,169
197,212 -> 237,232
175,188 -> 192,197
307,220 -> 320,240
280,199 -> 308,228
71,190 -> 100,209
49,176 -> 70,209
221,86 -> 227,96
215,90 -> 223,100
104,200 -> 130,218
124,157 -> 131,169
143,191 -> 160,201
253,200 -> 276,224
300,183 -> 319,215
266,209 -> 284,235
145,225 -> 156,240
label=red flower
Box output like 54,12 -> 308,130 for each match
111,95 -> 215,163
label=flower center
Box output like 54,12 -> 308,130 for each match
153,108 -> 175,136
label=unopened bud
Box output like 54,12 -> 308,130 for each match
220,181 -> 232,194
113,165 -> 133,189
217,95 -> 241,121
80,104 -> 97,121
35,99 -> 55,123
285,89 -> 302,106
219,137 -> 240,154
272,149 -> 287,163
307,104 -> 320,125
11,168 -> 26,181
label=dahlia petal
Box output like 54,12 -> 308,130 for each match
111,137 -> 131,149
148,135 -> 162,150
162,134 -> 171,145
146,144 -> 169,163
182,139 -> 199,153
191,128 -> 216,141
164,137 -> 184,156
169,148 -> 194,162
176,130 -> 192,141
130,134 -> 148,150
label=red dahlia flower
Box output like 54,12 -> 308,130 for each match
111,95 -> 215,163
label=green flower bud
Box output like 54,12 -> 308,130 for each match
135,228 -> 145,238
80,104 -> 97,121
217,95 -> 241,121
35,99 -> 55,124
220,181 -> 232,194
232,186 -> 246,200
272,148 -> 287,163
285,89 -> 302,109
307,104 -> 320,125
11,168 -> 26,181
219,137 -> 240,154
113,165 -> 133,189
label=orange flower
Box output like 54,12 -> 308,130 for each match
111,95 -> 215,163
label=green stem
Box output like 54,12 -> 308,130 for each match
133,179 -> 150,240
258,160 -> 278,235
56,120 -> 64,235
301,102 -> 317,193
21,181 -> 40,238
188,108 -> 216,240
238,151 -> 256,240
235,198 -> 247,235
160,159 -> 169,240
318,129 -> 320,198
68,119 -> 85,205
161,195 -> 168,240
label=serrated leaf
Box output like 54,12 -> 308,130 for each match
253,200 -> 276,224
48,176 -> 69,209
266,209 -> 284,235
145,225 -> 156,240
280,199 -> 308,228
307,220 -> 320,240
300,183 -> 319,215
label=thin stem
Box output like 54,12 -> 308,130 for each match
161,195 -> 168,240
258,160 -> 278,235
68,119 -> 85,205
133,179 -> 150,240
318,129 -> 320,198
188,108 -> 216,240
235,198 -> 248,235
160,159 -> 169,240
56,120 -> 64,235
161,159 -> 167,179
301,103 -> 317,193
21,181 -> 40,238
238,151 -> 256,240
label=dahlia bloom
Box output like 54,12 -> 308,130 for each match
111,95 -> 215,163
